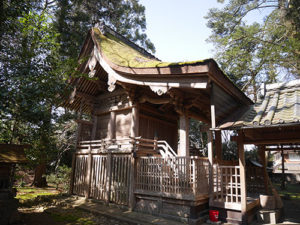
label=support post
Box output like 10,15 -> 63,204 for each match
208,130 -> 214,205
259,145 -> 269,194
106,152 -> 112,204
91,115 -> 98,140
208,82 -> 216,205
130,105 -> 139,137
108,111 -> 116,140
129,103 -> 139,210
69,153 -> 76,195
85,146 -> 92,199
237,130 -> 247,218
215,130 -> 222,162
178,114 -> 190,157
281,147 -> 285,190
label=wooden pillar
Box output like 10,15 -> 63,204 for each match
71,100 -> 83,195
85,147 -> 92,199
108,111 -> 116,139
130,105 -> 139,137
178,114 -> 189,157
208,130 -> 214,205
259,145 -> 269,194
129,104 -> 138,210
69,153 -> 76,195
106,152 -> 112,204
281,148 -> 286,190
237,130 -> 247,218
91,115 -> 98,140
215,130 -> 222,162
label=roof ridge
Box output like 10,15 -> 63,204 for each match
264,79 -> 300,91
95,23 -> 159,61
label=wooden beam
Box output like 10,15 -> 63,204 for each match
91,79 -> 107,91
138,95 -> 172,104
264,148 -> 300,151
231,135 -> 300,145
178,114 -> 189,157
76,91 -> 97,103
187,111 -> 210,124
237,130 -> 247,218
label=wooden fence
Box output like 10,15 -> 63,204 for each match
135,157 -> 209,199
72,153 -> 131,205
212,165 -> 241,205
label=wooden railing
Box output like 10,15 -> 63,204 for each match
135,157 -> 209,199
212,165 -> 241,205
77,138 -> 133,153
77,137 -> 177,158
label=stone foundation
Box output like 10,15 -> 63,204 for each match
134,193 -> 209,224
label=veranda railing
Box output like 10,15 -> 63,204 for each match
135,156 -> 209,199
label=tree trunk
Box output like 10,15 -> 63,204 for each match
31,163 -> 47,187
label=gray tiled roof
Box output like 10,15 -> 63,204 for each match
221,80 -> 300,128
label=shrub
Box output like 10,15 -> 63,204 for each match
47,165 -> 71,192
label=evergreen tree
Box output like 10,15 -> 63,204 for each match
206,0 -> 300,101
0,0 -> 155,186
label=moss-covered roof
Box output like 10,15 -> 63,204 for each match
93,28 -> 207,68
0,144 -> 28,163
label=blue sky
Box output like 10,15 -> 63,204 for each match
139,0 -> 272,62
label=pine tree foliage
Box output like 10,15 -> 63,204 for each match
206,0 -> 300,101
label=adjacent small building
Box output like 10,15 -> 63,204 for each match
0,144 -> 28,225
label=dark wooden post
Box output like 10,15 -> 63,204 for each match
91,115 -> 98,140
259,145 -> 269,194
178,114 -> 190,157
108,111 -> 116,140
106,152 -> 112,204
85,146 -> 93,199
237,130 -> 247,219
129,103 -> 139,210
281,148 -> 286,190
208,130 -> 214,205
215,130 -> 222,162
208,82 -> 216,205
69,153 -> 76,195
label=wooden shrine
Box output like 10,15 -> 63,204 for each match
64,25 -> 295,224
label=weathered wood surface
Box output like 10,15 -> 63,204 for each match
212,165 -> 241,205
135,157 -> 209,199
72,152 -> 131,205
73,155 -> 89,196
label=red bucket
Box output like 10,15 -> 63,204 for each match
209,210 -> 219,222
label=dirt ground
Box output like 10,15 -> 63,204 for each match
15,205 -> 135,225
14,193 -> 135,225
12,185 -> 300,225
280,198 -> 300,224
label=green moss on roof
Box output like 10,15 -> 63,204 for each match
93,28 -> 206,68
